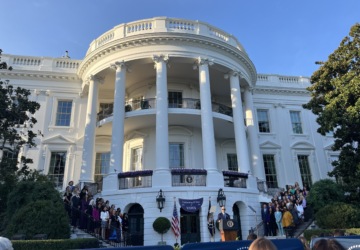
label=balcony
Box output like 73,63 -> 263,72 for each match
171,168 -> 207,187
97,98 -> 233,122
222,171 -> 248,188
118,170 -> 153,189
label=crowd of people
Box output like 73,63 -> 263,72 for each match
63,181 -> 128,244
261,181 -> 310,238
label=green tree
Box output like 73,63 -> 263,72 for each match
0,49 -> 41,217
307,179 -> 344,214
303,23 -> 360,203
315,202 -> 360,229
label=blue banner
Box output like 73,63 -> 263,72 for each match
179,198 -> 203,212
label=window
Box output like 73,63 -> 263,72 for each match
263,154 -> 278,188
129,147 -> 143,187
1,148 -> 18,165
168,91 -> 183,108
257,109 -> 270,133
55,100 -> 73,126
169,143 -> 185,168
227,154 -> 238,171
297,155 -> 312,188
48,152 -> 67,189
131,147 -> 143,171
330,155 -> 343,184
290,111 -> 303,134
98,103 -> 113,120
94,152 -> 110,191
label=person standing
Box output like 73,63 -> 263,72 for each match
274,206 -> 284,236
261,204 -> 270,236
217,206 -> 231,242
217,206 -> 230,221
282,207 -> 294,238
70,187 -> 81,232
269,207 -> 277,236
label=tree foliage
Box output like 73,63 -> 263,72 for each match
307,179 -> 344,214
303,23 -> 360,202
5,199 -> 70,239
153,217 -> 171,242
315,202 -> 360,229
0,49 -> 42,215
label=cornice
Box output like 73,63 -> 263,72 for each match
77,33 -> 257,85
0,70 -> 81,82
253,86 -> 310,96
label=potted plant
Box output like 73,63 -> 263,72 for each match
153,217 -> 171,245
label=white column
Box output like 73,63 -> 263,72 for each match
80,75 -> 99,183
229,72 -> 251,174
110,61 -> 127,173
244,88 -> 266,180
197,58 -> 217,172
153,55 -> 169,171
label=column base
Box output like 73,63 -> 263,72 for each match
152,169 -> 172,187
102,173 -> 119,193
206,170 -> 224,187
246,175 -> 259,191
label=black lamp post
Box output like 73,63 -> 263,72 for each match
217,188 -> 226,207
156,189 -> 165,212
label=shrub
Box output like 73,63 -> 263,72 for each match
315,202 -> 360,229
5,199 -> 70,239
12,238 -> 99,250
307,179 -> 344,213
4,179 -> 61,229
153,217 -> 171,242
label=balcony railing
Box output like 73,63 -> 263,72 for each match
171,168 -> 207,186
97,98 -> 233,121
118,170 -> 153,189
222,171 -> 248,188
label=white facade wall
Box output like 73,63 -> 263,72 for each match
0,17 -> 336,246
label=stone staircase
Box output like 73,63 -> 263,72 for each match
70,228 -> 114,248
293,219 -> 314,238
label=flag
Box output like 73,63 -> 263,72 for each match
171,200 -> 180,239
207,199 -> 215,237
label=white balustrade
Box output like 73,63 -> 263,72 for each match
13,57 -> 41,66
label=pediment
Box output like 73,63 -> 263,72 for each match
96,135 -> 112,144
259,141 -> 281,149
324,142 -> 339,152
169,126 -> 193,136
126,131 -> 148,140
290,141 -> 315,149
221,140 -> 235,147
42,134 -> 75,144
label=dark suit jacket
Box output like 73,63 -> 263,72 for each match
217,212 -> 230,221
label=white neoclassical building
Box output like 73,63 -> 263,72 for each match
0,17 -> 336,245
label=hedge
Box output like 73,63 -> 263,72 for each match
11,238 -> 99,250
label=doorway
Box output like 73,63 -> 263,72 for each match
127,204 -> 144,246
232,204 -> 242,240
180,208 -> 200,245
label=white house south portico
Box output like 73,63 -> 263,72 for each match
0,17 -> 335,246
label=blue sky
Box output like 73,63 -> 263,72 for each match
2,0 -> 359,77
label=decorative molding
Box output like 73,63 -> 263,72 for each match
152,54 -> 169,69
0,71 -> 80,82
254,87 -> 310,96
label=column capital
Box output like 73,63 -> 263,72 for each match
224,70 -> 242,79
110,61 -> 130,72
194,57 -> 214,69
153,54 -> 169,63
87,75 -> 104,84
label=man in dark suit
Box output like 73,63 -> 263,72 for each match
217,206 -> 230,222
261,203 -> 270,236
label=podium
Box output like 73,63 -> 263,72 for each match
219,219 -> 238,241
